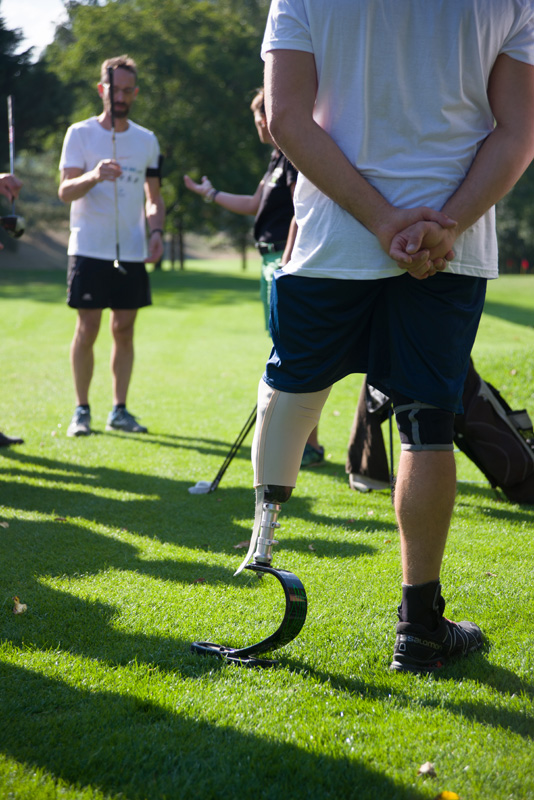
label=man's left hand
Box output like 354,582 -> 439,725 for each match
145,230 -> 164,263
0,173 -> 22,203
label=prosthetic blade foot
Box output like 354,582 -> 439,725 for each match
191,564 -> 307,667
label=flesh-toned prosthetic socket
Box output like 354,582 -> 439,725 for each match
234,380 -> 331,575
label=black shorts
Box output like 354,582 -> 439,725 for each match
266,270 -> 487,414
67,255 -> 152,310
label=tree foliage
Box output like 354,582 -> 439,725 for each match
496,163 -> 534,272
0,13 -> 73,169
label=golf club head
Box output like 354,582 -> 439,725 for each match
188,480 -> 213,495
0,214 -> 25,238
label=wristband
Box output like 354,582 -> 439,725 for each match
149,228 -> 163,237
204,188 -> 219,204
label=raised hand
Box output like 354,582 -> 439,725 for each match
183,174 -> 213,199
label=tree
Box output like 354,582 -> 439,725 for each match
0,11 -> 74,244
496,163 -> 534,272
0,14 -> 73,168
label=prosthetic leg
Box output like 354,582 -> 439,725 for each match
191,380 -> 331,666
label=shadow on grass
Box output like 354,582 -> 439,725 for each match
0,449 -> 384,560
0,661 -> 428,800
103,430 -> 258,462
281,650 -> 533,741
0,448 -> 382,675
456,481 -> 534,518
483,299 -> 534,329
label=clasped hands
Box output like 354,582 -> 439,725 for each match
378,207 -> 459,280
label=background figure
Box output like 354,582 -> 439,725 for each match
184,88 -> 323,468
348,364 -> 534,504
0,173 -> 24,447
247,0 -> 534,674
346,380 -> 391,493
58,55 -> 165,438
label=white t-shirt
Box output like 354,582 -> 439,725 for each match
262,0 -> 534,280
59,117 -> 160,261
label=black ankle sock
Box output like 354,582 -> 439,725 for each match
113,404 -> 126,412
398,581 -> 445,630
78,404 -> 90,412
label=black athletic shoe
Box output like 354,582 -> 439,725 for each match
390,616 -> 483,674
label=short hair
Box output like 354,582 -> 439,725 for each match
100,55 -> 137,84
250,88 -> 265,116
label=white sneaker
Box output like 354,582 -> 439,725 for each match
349,473 -> 390,493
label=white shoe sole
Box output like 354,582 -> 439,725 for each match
349,473 -> 390,492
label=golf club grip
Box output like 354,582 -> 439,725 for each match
7,96 -> 14,173
7,96 -> 16,214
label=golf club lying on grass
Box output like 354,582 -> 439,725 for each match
188,403 -> 257,494
3,96 -> 25,238
108,66 -> 127,275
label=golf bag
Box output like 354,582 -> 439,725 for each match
454,362 -> 534,504
347,360 -> 534,505
346,381 -> 392,485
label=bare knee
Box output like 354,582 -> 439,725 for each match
74,311 -> 101,348
111,311 -> 136,346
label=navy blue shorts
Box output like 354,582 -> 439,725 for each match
67,255 -> 152,310
265,271 -> 487,413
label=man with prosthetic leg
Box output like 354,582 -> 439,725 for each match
232,0 -> 534,674
238,273 -> 485,672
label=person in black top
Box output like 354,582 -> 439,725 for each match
184,88 -> 324,467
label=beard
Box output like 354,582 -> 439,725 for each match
112,103 -> 129,118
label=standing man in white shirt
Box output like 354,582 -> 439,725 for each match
59,55 -> 165,437
238,0 -> 534,673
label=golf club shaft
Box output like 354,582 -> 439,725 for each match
208,404 -> 257,492
107,67 -> 126,275
7,95 -> 15,214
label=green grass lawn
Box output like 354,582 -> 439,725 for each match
0,262 -> 533,800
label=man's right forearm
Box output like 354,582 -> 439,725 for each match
58,171 -> 98,203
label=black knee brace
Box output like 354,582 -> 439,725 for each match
264,484 -> 293,503
391,393 -> 454,452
